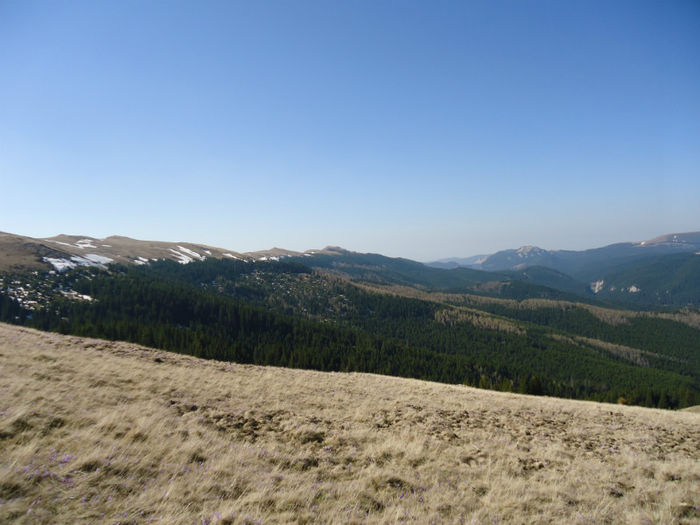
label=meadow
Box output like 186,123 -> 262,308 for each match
0,323 -> 698,524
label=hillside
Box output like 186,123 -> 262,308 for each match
2,259 -> 697,408
590,253 -> 700,308
0,324 -> 698,524
1,231 -> 699,412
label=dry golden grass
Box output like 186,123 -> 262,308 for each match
0,323 -> 698,524
546,334 -> 684,368
434,308 -> 524,335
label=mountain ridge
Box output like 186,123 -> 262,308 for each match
430,231 -> 700,276
3,229 -> 698,273
2,230 -> 699,308
0,231 -> 321,272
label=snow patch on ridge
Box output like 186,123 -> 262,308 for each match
60,290 -> 93,301
83,254 -> 113,265
177,246 -> 204,260
69,255 -> 108,268
47,238 -> 100,250
590,280 -> 605,294
43,254 -> 112,271
76,239 -> 97,249
44,258 -> 77,271
169,249 -> 193,264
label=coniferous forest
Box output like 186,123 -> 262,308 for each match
1,258 -> 698,409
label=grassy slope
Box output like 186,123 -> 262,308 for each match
1,323 -> 699,525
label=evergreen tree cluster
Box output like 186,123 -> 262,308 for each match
1,259 -> 697,409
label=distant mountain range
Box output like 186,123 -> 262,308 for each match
1,230 -> 699,308
430,232 -> 700,276
429,232 -> 700,307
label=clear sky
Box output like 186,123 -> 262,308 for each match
1,0 -> 699,260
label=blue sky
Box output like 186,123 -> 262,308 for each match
1,0 -> 699,260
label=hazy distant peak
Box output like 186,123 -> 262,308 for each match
319,246 -> 352,255
642,231 -> 700,246
104,235 -> 138,241
515,245 -> 547,257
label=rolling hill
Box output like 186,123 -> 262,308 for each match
0,231 -> 305,272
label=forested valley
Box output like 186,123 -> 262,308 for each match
1,258 -> 698,409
